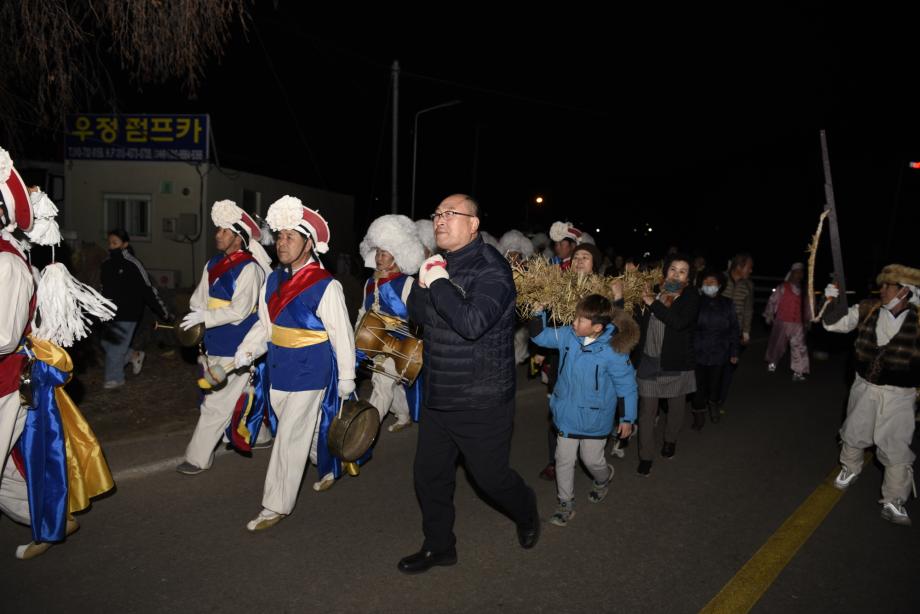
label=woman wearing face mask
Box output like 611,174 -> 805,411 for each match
627,253 -> 700,476
691,270 -> 740,429
99,229 -> 171,389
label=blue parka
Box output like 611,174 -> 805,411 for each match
532,316 -> 638,438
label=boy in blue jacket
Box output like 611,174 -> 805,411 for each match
532,294 -> 639,527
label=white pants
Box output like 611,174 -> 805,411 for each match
839,374 -> 917,504
514,325 -> 530,365
262,388 -> 325,515
369,358 -> 409,425
184,361 -> 272,469
0,399 -> 29,525
554,435 -> 611,503
0,392 -> 25,471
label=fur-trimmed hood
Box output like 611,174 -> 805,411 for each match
610,307 -> 640,354
359,214 -> 426,274
498,229 -> 534,259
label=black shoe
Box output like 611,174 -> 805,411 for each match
637,460 -> 652,476
691,411 -> 705,431
661,442 -> 676,458
516,488 -> 541,549
397,548 -> 458,574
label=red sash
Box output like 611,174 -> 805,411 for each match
365,272 -> 402,296
0,238 -> 35,396
208,250 -> 255,285
267,262 -> 332,321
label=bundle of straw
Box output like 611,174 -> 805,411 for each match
512,257 -> 662,324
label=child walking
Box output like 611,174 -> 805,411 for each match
531,294 -> 639,526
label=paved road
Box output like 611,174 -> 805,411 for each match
2,342 -> 918,613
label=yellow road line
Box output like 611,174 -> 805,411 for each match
699,459 -> 864,614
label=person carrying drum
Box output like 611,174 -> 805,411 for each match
176,200 -> 274,476
234,196 -> 356,532
356,214 -> 426,433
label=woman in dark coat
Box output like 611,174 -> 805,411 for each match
691,270 -> 740,428
625,253 -> 700,476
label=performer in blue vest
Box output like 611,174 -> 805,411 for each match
176,200 -> 274,475
235,196 -> 355,532
356,214 -> 425,432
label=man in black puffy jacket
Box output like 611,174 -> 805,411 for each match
397,194 -> 539,574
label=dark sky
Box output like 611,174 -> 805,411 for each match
50,5 -> 920,283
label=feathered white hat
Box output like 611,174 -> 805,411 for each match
211,200 -> 272,273
265,195 -> 331,254
414,218 -> 436,253
359,214 -> 425,275
549,221 -> 586,244
479,230 -> 500,250
498,229 -> 534,259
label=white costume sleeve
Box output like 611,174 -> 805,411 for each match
0,253 -> 33,355
402,276 -> 414,304
203,263 -> 264,328
822,304 -> 859,334
317,279 -> 356,381
237,278 -> 271,360
188,264 -> 210,312
354,279 -> 370,330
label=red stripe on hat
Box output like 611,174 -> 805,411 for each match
5,168 -> 31,232
301,208 -> 330,244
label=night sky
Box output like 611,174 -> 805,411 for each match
28,5 -> 920,285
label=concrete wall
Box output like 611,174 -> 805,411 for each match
65,161 -> 355,290
64,160 -> 207,289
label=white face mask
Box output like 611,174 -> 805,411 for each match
883,287 -> 909,312
701,285 -> 720,297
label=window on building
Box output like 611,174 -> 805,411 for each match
104,194 -> 152,241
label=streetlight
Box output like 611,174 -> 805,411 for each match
411,100 -> 461,219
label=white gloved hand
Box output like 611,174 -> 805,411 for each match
234,349 -> 253,369
824,284 -> 840,299
180,310 -> 206,331
337,379 -> 356,398
419,255 -> 449,287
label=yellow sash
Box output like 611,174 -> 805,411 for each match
271,324 -> 329,348
207,297 -> 231,309
28,337 -> 115,513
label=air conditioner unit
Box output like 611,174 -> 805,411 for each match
148,269 -> 179,289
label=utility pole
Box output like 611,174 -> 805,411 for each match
391,60 -> 400,214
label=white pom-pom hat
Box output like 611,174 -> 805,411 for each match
498,229 -> 535,259
480,230 -> 500,250
359,214 -> 425,275
549,221 -> 585,244
211,199 -> 262,245
265,195 -> 331,254
414,218 -> 436,253
0,146 -> 32,232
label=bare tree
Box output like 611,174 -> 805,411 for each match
0,0 -> 250,147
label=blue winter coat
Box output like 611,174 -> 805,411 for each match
531,317 -> 638,438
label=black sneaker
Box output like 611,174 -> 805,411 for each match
637,460 -> 652,476
661,441 -> 676,458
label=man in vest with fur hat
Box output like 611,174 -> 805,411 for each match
356,214 -> 425,432
235,196 -> 356,531
176,200 -> 275,476
823,264 -> 920,526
